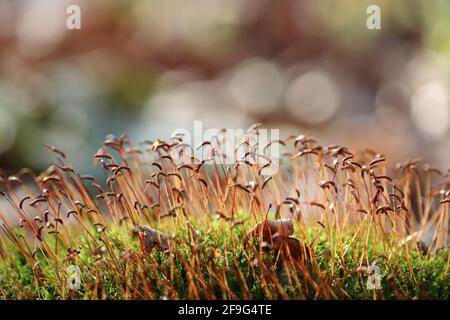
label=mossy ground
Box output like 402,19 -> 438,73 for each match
1,213 -> 448,300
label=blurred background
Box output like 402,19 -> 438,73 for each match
0,0 -> 449,175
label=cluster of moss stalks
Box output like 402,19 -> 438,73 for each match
0,128 -> 449,299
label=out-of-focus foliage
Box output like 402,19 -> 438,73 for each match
0,0 -> 449,174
